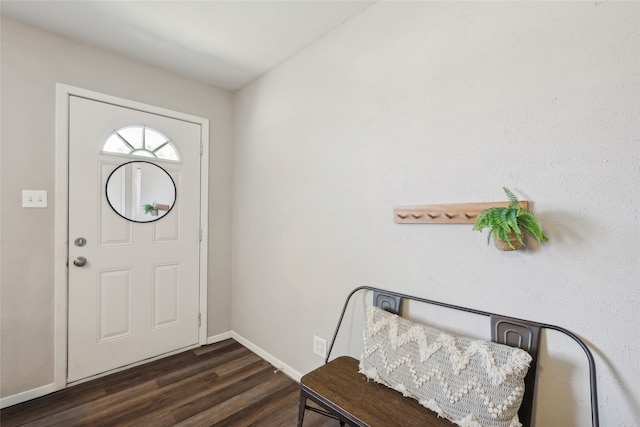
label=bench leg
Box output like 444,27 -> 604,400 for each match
297,391 -> 307,427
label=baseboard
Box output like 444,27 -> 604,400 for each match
206,330 -> 232,344
229,331 -> 303,382
0,382 -> 58,409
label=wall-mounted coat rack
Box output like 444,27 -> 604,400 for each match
393,201 -> 529,224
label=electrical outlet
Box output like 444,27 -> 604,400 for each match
313,335 -> 327,358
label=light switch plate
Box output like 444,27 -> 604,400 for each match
22,190 -> 47,208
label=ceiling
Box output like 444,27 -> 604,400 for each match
1,1 -> 375,91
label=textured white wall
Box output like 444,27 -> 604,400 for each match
0,18 -> 234,398
232,2 -> 639,426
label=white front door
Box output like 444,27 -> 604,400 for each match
67,95 -> 203,383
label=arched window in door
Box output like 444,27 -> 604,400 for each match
102,125 -> 181,161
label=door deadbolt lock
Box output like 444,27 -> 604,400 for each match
73,256 -> 88,267
74,237 -> 87,247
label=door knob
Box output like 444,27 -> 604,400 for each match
73,256 -> 87,267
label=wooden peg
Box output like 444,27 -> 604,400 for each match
397,213 -> 409,219
444,213 -> 455,219
411,214 -> 422,219
427,213 -> 439,219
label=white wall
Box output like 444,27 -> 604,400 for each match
232,2 -> 639,426
0,18 -> 233,398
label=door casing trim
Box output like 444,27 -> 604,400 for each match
54,83 -> 209,391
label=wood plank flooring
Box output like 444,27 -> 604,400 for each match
1,339 -> 339,427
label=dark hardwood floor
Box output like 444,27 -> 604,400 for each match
1,339 -> 339,427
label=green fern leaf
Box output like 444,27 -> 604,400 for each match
473,187 -> 548,248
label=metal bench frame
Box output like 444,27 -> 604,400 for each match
298,286 -> 599,427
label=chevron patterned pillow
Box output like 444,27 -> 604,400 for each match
359,306 -> 532,427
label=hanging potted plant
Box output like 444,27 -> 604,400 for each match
143,202 -> 158,216
473,188 -> 548,251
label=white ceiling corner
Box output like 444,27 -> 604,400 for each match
1,1 -> 376,91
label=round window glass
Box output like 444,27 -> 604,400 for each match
106,161 -> 176,223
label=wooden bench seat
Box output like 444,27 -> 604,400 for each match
297,287 -> 600,427
299,356 -> 454,427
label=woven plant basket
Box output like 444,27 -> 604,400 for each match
494,231 -> 525,251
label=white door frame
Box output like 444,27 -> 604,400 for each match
54,84 -> 209,390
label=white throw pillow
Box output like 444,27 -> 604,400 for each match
359,306 -> 532,427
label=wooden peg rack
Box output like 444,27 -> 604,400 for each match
393,201 -> 528,224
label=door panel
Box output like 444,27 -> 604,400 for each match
98,269 -> 133,341
153,169 -> 182,243
153,263 -> 180,327
67,96 -> 201,383
100,161 -> 133,246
